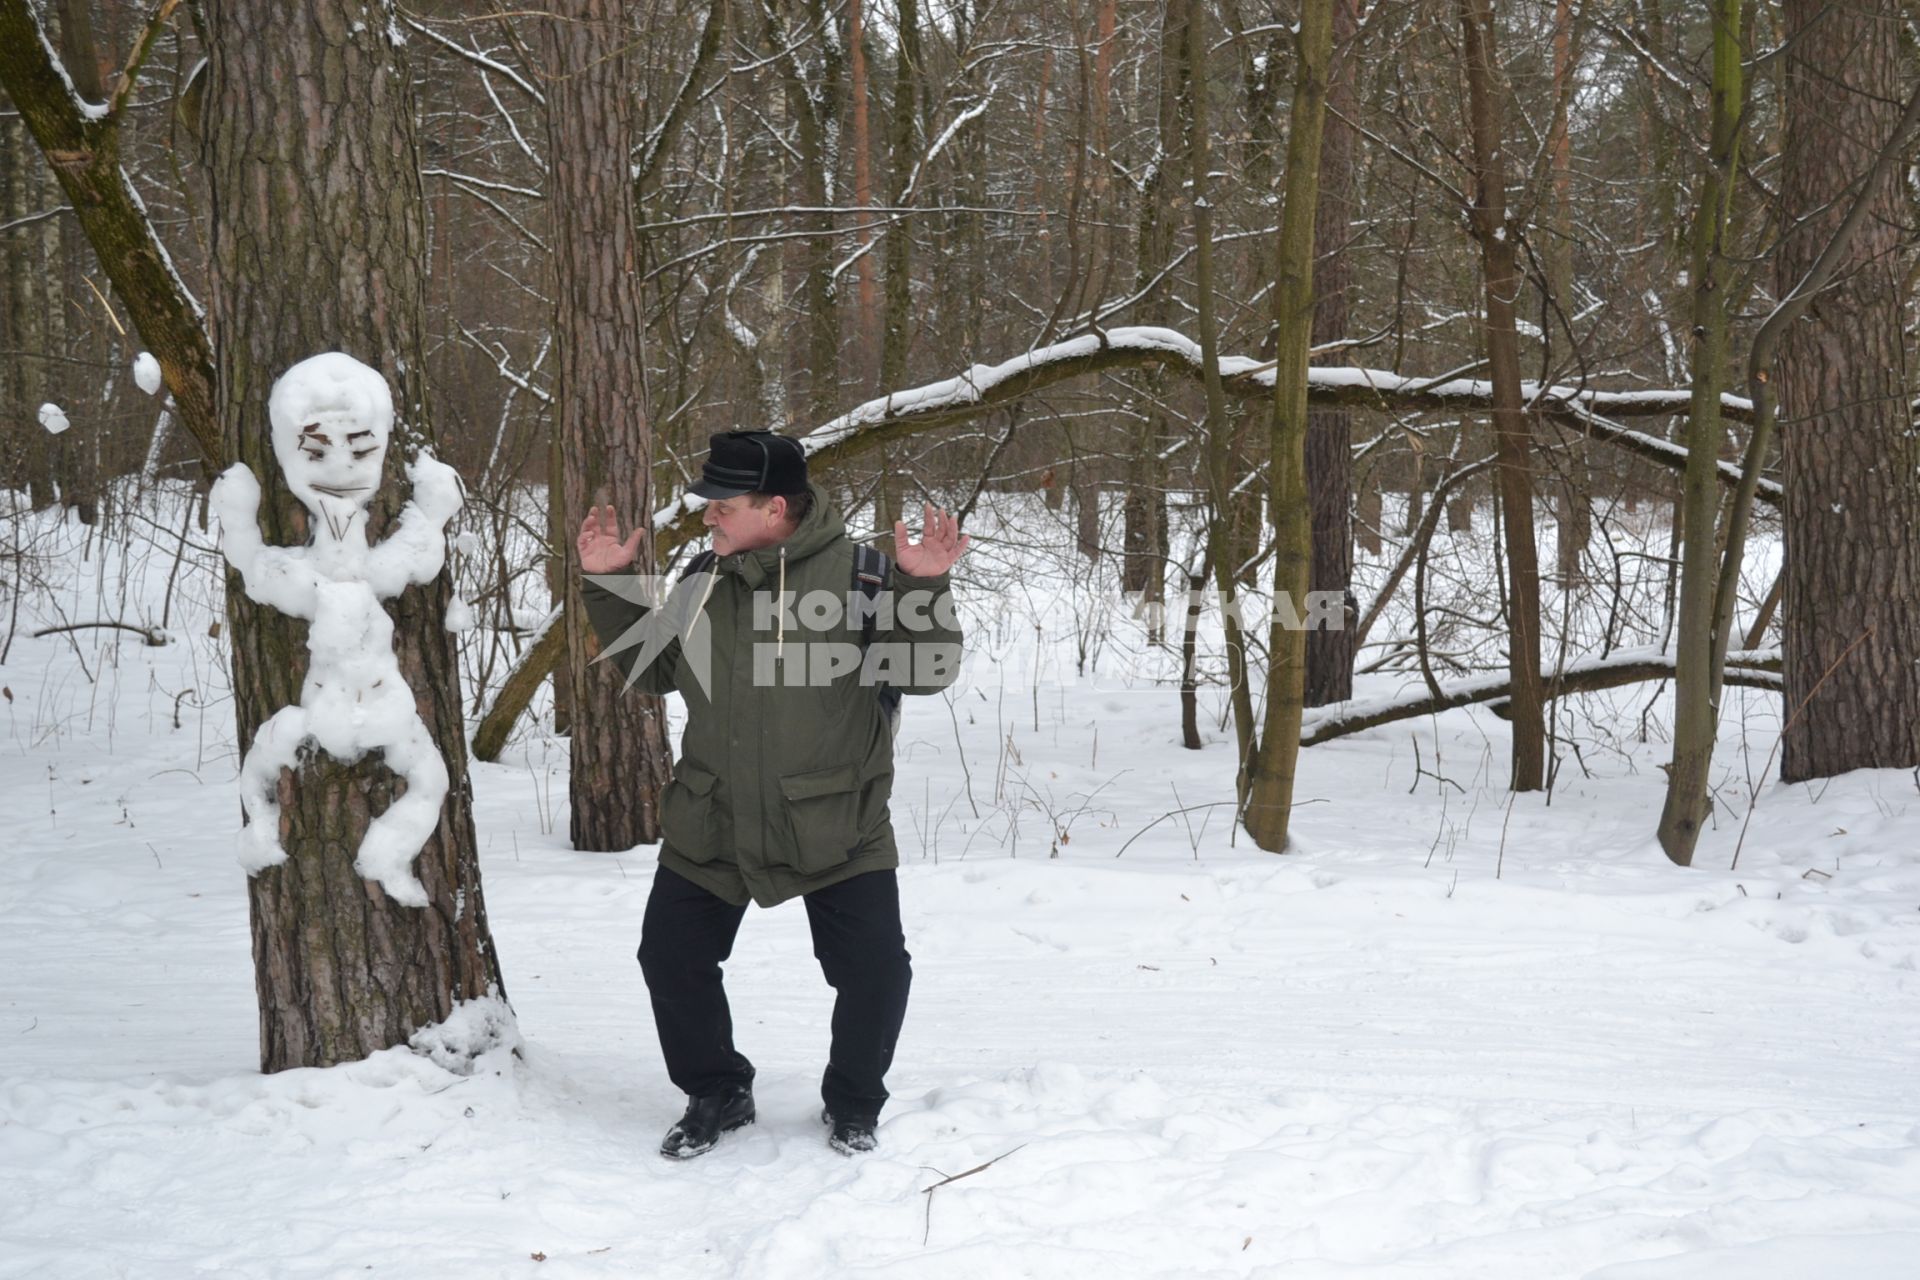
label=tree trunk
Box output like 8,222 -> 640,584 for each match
779,0 -> 844,426
1244,0 -> 1335,852
1456,0 -> 1545,792
1303,0 -> 1359,708
46,0 -> 93,523
1655,0 -> 1743,864
875,0 -> 922,557
2,115 -> 55,507
541,0 -> 674,851
849,0 -> 877,376
203,0 -> 506,1071
1123,0 -> 1190,628
760,68 -> 792,429
1776,0 -> 1920,781
1546,0 -> 1583,586
880,0 -> 919,390
1188,0 -> 1256,787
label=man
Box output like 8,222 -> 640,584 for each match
576,430 -> 968,1159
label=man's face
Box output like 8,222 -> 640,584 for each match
703,493 -> 789,555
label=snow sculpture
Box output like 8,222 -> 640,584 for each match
210,352 -> 463,907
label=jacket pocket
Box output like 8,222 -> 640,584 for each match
778,762 -> 863,875
660,759 -> 725,863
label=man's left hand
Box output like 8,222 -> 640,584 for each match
893,503 -> 971,577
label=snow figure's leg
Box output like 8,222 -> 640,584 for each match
236,707 -> 310,872
351,716 -> 447,908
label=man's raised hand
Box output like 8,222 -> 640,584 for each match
578,505 -> 644,574
893,503 -> 971,578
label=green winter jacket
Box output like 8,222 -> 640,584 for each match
579,485 -> 964,906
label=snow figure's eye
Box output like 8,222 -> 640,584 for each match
351,448 -> 377,460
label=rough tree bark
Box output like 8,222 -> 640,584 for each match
203,0 -> 506,1070
1775,0 -> 1920,782
540,0 -> 673,852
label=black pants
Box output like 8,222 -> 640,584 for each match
637,865 -> 912,1121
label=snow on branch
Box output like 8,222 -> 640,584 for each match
472,327 -> 1775,759
900,92 -> 995,206
401,18 -> 545,103
640,323 -> 1768,553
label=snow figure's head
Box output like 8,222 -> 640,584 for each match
269,352 -> 395,541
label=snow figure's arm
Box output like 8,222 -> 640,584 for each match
364,450 -> 463,598
209,463 -> 320,618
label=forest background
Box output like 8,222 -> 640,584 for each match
2,0 -> 1917,1072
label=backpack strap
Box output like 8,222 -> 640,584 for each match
678,548 -> 718,582
852,544 -> 890,650
852,545 -> 902,724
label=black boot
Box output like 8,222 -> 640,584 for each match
660,1084 -> 755,1159
822,1106 -> 878,1156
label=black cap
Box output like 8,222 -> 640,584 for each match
689,431 -> 809,500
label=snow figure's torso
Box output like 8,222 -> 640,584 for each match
301,580 -> 418,763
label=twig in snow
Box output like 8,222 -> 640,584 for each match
32,621 -> 167,646
1114,801 -> 1238,858
921,1144 -> 1027,1246
1496,789 -> 1518,880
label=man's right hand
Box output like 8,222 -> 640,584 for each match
578,505 -> 644,573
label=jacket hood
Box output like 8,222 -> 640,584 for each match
730,482 -> 844,588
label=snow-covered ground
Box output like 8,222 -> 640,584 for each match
3,486 -> 1917,1279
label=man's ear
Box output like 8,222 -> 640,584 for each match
767,496 -> 789,524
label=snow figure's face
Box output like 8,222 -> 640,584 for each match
268,352 -> 395,542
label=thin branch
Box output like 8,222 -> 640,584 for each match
107,0 -> 182,124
